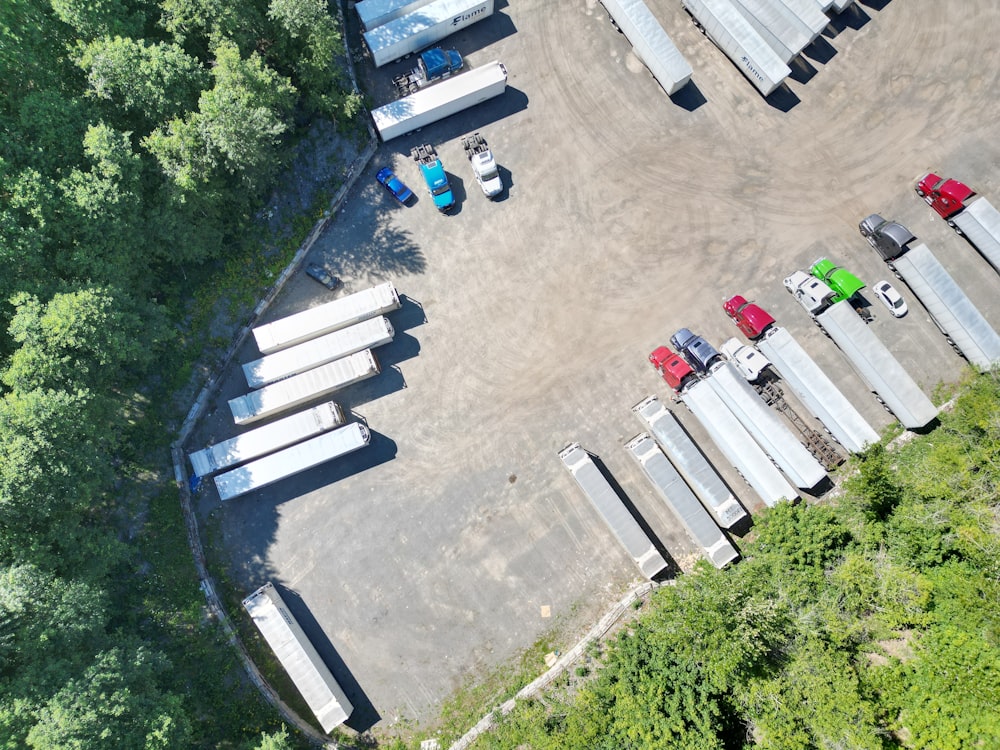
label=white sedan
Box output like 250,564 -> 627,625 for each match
874,280 -> 908,317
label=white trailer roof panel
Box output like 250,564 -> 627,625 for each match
229,350 -> 379,425
893,244 -> 1000,370
364,0 -> 494,67
599,0 -> 693,95
955,198 -> 1000,274
215,423 -> 370,501
681,0 -> 791,95
775,0 -> 828,37
242,583 -> 353,732
356,0 -> 436,31
559,443 -> 668,579
632,396 -> 747,528
372,61 -> 507,141
189,401 -> 345,476
252,282 -> 400,354
244,317 -> 394,389
818,301 -> 937,429
626,434 -> 739,568
732,0 -> 812,59
757,328 -> 878,454
681,379 -> 798,506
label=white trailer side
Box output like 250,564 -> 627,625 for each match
372,61 -> 507,141
189,401 -> 346,476
680,379 -> 798,506
229,350 -> 380,426
363,0 -> 495,68
626,434 -> 739,569
775,0 -> 827,38
216,422 -> 371,501
953,198 -> 1000,274
243,317 -> 394,389
558,443 -> 668,579
242,583 -> 354,732
356,0 -> 436,32
889,244 -> 1000,370
632,396 -> 747,529
816,301 -> 937,429
706,361 -> 827,489
599,0 -> 693,95
681,0 -> 791,95
732,0 -> 812,60
757,327 -> 878,454
253,282 -> 400,355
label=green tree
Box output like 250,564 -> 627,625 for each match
25,643 -> 192,749
49,0 -> 147,41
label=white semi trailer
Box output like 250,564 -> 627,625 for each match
785,272 -> 937,430
706,360 -> 827,489
363,0 -> 494,68
631,395 -> 747,529
252,282 -> 400,355
679,379 -> 798,506
243,316 -> 394,389
681,0 -> 791,96
242,582 -> 354,732
598,0 -> 693,95
625,434 -> 740,569
731,0 -> 812,63
916,173 -> 1000,276
189,401 -> 346,476
355,0 -> 436,32
216,422 -> 371,501
229,350 -> 380,426
756,327 -> 879,454
558,442 -> 669,579
372,61 -> 507,141
775,0 -> 827,39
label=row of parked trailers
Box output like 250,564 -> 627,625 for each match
597,0 -> 855,99
188,281 -> 403,501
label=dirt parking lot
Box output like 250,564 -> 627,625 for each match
190,0 -> 1000,734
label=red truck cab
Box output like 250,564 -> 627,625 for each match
649,346 -> 696,391
915,172 -> 975,219
723,295 -> 775,340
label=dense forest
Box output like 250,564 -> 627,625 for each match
466,374 -> 1000,750
2,1 -> 999,749
0,0 -> 359,747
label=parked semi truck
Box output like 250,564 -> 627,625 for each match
461,133 -> 503,198
411,143 -> 455,212
625,433 -> 740,569
706,359 -> 827,489
915,173 -> 1000,274
558,442 -> 668,579
650,346 -> 798,506
599,0 -> 693,95
392,47 -> 463,96
372,61 -> 508,142
189,401 -> 346,477
243,583 -> 354,732
681,0 -> 791,96
363,0 -> 495,68
243,316 -> 394,389
252,282 -> 400,355
216,422 -> 371,501
861,214 -> 1000,370
229,350 -> 380,426
811,257 -> 865,302
752,326 -> 879,454
719,337 -> 771,381
632,395 -> 748,529
355,0 -> 436,32
784,271 -> 937,430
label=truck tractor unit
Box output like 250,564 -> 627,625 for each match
810,257 -> 865,303
671,327 -> 722,372
915,172 -> 1000,274
411,143 -> 455,212
462,133 -> 503,198
723,294 -> 775,339
392,47 -> 463,96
